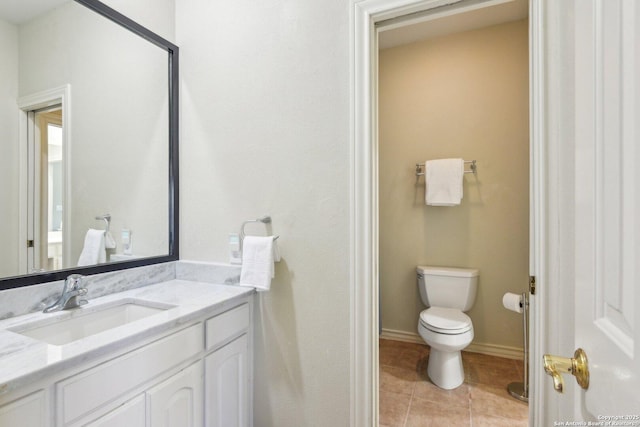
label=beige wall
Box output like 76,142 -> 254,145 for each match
379,20 -> 529,352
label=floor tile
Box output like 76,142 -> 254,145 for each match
380,343 -> 407,367
513,358 -> 526,379
379,339 -> 529,427
413,379 -> 470,409
462,353 -> 521,386
470,383 -> 529,421
397,344 -> 429,372
471,413 -> 528,426
380,364 -> 418,396
405,396 -> 471,427
379,390 -> 411,427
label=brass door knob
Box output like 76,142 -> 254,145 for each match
543,348 -> 589,393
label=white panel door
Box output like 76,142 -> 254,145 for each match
147,362 -> 203,427
205,334 -> 248,427
566,0 -> 640,417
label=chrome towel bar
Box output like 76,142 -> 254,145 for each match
415,160 -> 477,176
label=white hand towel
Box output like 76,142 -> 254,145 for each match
104,231 -> 117,249
425,158 -> 464,206
272,238 -> 281,262
239,236 -> 275,292
77,229 -> 107,266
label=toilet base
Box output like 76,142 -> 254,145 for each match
427,348 -> 464,390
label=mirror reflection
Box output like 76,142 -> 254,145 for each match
0,0 -> 170,280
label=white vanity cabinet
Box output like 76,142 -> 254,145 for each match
204,303 -> 251,427
0,295 -> 253,427
82,357 -> 206,427
0,390 -> 50,427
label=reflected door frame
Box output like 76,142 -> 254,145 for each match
36,109 -> 63,270
17,85 -> 71,274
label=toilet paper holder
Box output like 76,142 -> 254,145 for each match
503,292 -> 524,313
505,291 -> 529,402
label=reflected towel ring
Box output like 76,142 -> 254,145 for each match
95,214 -> 111,233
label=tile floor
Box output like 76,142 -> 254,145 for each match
379,338 -> 529,427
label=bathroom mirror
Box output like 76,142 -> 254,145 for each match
0,0 -> 179,290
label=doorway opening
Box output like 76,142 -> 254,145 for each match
18,85 -> 71,274
377,3 -> 530,424
349,0 -> 542,425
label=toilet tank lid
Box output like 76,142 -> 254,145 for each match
416,266 -> 479,277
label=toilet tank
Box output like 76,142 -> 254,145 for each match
417,266 -> 479,311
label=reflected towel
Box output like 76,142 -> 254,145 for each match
104,231 -> 117,249
77,229 -> 106,266
425,158 -> 464,206
239,236 -> 275,292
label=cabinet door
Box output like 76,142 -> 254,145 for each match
205,334 -> 248,427
85,394 -> 145,427
147,362 -> 203,427
0,390 -> 48,427
56,324 -> 202,426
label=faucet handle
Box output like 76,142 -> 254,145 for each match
66,274 -> 85,290
43,274 -> 87,313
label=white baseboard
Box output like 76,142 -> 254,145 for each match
380,328 -> 524,360
380,328 -> 424,344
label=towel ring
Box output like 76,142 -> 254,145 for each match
95,214 -> 111,233
239,215 -> 279,254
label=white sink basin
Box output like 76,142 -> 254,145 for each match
11,299 -> 175,346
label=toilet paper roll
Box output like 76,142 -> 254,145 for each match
502,292 -> 523,314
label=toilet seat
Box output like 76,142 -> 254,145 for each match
419,307 -> 472,335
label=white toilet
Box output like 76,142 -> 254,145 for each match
417,265 -> 479,390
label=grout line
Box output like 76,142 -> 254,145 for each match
468,382 -> 473,427
401,386 -> 414,427
402,348 -> 418,427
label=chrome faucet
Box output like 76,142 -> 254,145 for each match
43,274 -> 88,313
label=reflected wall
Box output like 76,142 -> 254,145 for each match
1,1 -> 169,277
0,18 -> 19,277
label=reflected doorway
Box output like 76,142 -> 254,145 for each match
27,106 -> 64,272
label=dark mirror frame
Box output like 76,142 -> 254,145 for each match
0,0 -> 179,291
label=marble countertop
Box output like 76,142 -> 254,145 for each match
0,279 -> 254,397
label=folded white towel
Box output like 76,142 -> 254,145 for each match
425,158 -> 464,206
77,229 -> 106,266
239,236 -> 275,292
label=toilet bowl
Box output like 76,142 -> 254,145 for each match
418,307 -> 474,389
416,266 -> 478,390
